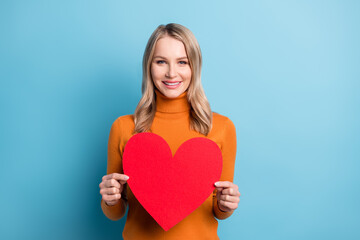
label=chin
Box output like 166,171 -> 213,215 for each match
161,89 -> 184,98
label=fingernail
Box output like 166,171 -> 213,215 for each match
124,176 -> 129,180
214,182 -> 219,186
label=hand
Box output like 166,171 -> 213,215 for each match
99,173 -> 129,206
214,181 -> 240,212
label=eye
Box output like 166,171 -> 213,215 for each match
179,61 -> 188,65
156,60 -> 166,64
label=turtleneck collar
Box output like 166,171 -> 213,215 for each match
155,89 -> 190,113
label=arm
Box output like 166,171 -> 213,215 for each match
213,117 -> 237,220
100,118 -> 128,220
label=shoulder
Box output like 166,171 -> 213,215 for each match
114,114 -> 134,125
212,112 -> 236,130
110,114 -> 135,134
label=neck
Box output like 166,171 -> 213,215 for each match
155,89 -> 190,113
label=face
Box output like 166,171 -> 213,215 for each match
151,36 -> 192,98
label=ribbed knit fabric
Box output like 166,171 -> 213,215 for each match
101,90 -> 237,240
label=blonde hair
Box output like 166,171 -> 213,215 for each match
134,23 -> 212,135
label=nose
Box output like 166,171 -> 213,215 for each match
165,63 -> 176,78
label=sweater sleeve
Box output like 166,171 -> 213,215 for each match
100,118 -> 128,220
213,117 -> 237,220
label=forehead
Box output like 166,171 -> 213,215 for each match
153,36 -> 187,57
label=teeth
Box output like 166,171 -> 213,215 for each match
164,82 -> 180,86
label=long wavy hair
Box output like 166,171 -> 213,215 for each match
134,23 -> 212,135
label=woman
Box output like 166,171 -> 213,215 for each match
99,23 -> 241,239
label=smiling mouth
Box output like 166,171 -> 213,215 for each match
163,81 -> 181,86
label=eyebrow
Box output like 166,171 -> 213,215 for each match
153,56 -> 188,60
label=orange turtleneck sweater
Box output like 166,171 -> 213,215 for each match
101,90 -> 237,240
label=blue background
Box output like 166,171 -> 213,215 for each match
1,0 -> 359,239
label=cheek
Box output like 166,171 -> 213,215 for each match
151,65 -> 164,81
183,68 -> 192,82
150,65 -> 156,80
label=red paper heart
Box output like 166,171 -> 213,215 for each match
123,132 -> 222,231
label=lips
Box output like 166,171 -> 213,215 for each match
162,81 -> 182,89
163,81 -> 181,86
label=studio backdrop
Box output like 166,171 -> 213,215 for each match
0,1 -> 359,239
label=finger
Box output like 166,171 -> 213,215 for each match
219,194 -> 240,203
219,200 -> 238,210
118,179 -> 128,185
114,174 -> 130,185
104,179 -> 121,189
221,188 -> 240,196
216,188 -> 222,202
214,181 -> 233,188
100,187 -> 120,195
102,173 -> 130,183
215,187 -> 224,193
102,193 -> 121,202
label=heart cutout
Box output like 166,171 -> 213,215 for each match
123,132 -> 222,231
